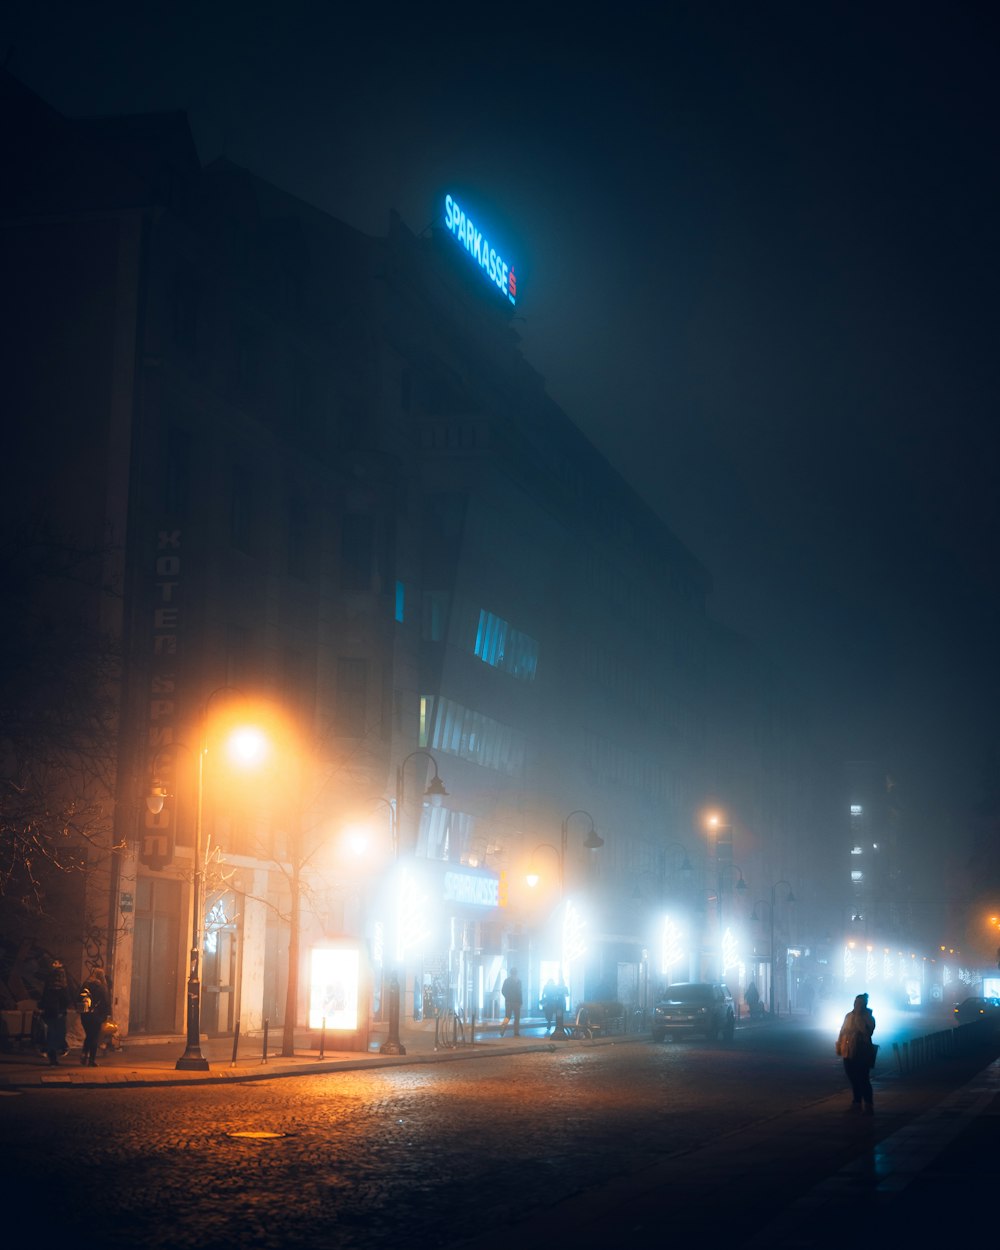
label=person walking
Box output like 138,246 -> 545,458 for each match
540,978 -> 562,1033
499,967 -> 523,1037
79,967 -> 111,1066
39,959 -> 70,1066
836,992 -> 877,1114
745,981 -> 761,1019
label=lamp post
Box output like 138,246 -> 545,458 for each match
146,690 -> 267,1071
765,881 -> 795,1016
379,749 -> 448,1056
527,811 -> 604,1038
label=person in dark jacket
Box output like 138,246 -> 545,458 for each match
499,968 -> 523,1038
39,959 -> 70,1065
79,967 -> 111,1067
836,992 -> 877,1114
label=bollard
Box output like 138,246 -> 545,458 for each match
470,1010 -> 476,1046
262,1017 -> 269,1064
230,1020 -> 241,1068
319,1016 -> 326,1061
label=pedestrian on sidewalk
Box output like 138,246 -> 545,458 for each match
499,967 -> 523,1037
79,967 -> 111,1066
39,959 -> 69,1066
540,978 -> 562,1033
836,992 -> 877,1114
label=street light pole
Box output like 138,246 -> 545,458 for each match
527,813 -> 604,1039
768,880 -> 795,1017
380,750 -> 447,1056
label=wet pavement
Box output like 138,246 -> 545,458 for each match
2,1015 -> 997,1246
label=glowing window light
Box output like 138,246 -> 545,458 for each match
843,944 -> 856,980
851,870 -> 863,881
943,964 -> 952,986
866,949 -> 876,981
396,868 -> 430,960
883,949 -> 894,980
722,927 -> 740,974
850,805 -> 863,815
660,915 -> 684,976
562,900 -> 588,966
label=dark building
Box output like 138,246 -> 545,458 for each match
1,72 -> 814,1041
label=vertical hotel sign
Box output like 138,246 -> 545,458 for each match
140,527 -> 182,871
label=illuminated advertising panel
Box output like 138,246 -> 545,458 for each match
309,947 -> 360,1031
444,193 -> 517,305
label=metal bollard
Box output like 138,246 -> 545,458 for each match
470,1010 -> 476,1046
262,1017 -> 269,1064
230,1020 -> 241,1068
319,1016 -> 326,1061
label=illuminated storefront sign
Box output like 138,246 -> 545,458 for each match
443,869 -> 500,908
443,193 -> 517,305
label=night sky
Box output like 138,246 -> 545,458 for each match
4,3 -> 998,871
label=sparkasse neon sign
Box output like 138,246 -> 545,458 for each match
444,193 -> 516,306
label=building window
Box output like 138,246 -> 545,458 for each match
472,609 -> 539,681
422,591 -> 449,641
428,696 -> 525,775
337,658 -> 369,737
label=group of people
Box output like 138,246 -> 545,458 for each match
36,960 -> 112,1066
497,970 -> 568,1037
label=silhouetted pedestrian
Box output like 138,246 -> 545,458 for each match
836,992 -> 877,1114
79,967 -> 111,1066
39,959 -> 69,1065
540,978 -> 563,1032
499,967 -> 523,1037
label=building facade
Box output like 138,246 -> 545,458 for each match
1,73 -> 813,1039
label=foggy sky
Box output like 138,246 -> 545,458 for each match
3,2 -> 998,856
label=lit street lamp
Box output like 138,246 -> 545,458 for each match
379,749 -> 448,1056
526,810 -> 604,1038
147,689 -> 268,1071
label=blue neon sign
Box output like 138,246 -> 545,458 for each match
443,194 -> 517,305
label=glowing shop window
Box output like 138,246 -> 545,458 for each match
309,947 -> 360,1030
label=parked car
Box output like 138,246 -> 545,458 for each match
953,997 -> 1000,1025
652,982 -> 735,1042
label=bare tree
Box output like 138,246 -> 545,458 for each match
0,523 -> 122,918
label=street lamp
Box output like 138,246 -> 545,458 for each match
753,881 -> 795,1017
379,749 -> 448,1056
147,688 -> 268,1071
526,811 -> 604,1038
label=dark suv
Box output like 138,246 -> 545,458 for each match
652,982 -> 735,1042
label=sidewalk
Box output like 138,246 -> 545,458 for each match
0,1015 -> 591,1089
